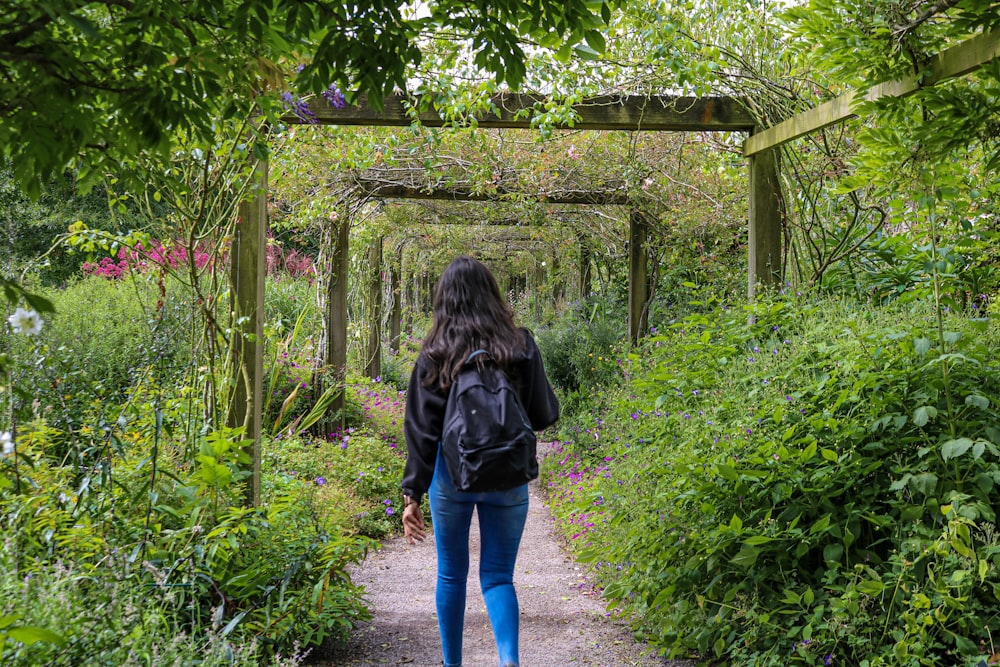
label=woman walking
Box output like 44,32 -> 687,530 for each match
401,255 -> 560,667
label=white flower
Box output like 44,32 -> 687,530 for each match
1,431 -> 13,457
8,307 -> 44,335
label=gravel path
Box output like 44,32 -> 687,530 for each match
319,473 -> 695,667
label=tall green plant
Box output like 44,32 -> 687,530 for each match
546,293 -> 1000,666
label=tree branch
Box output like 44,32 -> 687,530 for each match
893,0 -> 964,37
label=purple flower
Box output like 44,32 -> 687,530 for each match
386,507 -> 394,516
315,477 -> 326,485
322,84 -> 347,109
824,655 -> 832,666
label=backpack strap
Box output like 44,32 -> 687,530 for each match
466,349 -> 491,364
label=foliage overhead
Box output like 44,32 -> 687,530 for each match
0,0 -> 612,196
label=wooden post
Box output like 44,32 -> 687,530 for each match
579,240 -> 592,299
628,211 -> 649,344
533,261 -> 544,320
403,270 -> 414,334
551,253 -> 564,306
229,159 -> 267,507
324,215 -> 350,428
418,272 -> 428,312
748,146 -> 783,298
366,237 -> 383,380
390,245 -> 402,353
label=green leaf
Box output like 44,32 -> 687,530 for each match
23,293 -> 56,314
729,514 -> 743,531
910,473 -> 938,497
801,441 -> 817,461
823,543 -> 844,564
913,337 -> 932,356
731,545 -> 759,568
821,448 -> 839,462
973,440 -> 986,460
941,438 -> 973,462
6,626 -> 65,647
573,44 -> 602,61
913,405 -> 937,427
716,463 -> 739,482
781,588 -> 801,604
64,13 -> 99,39
856,580 -> 885,596
220,610 -> 248,636
965,394 -> 990,410
810,513 -> 831,534
744,535 -> 775,545
584,29 -> 606,54
0,615 -> 22,630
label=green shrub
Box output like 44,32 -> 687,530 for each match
6,274 -> 191,434
545,295 -> 1000,666
265,379 -> 406,539
1,412 -> 374,661
535,291 -> 627,398
0,547 -> 307,667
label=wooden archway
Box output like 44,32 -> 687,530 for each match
231,92 -> 779,504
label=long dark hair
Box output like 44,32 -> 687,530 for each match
421,255 -> 525,391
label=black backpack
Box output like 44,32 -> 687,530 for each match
440,349 -> 538,492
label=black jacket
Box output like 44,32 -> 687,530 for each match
401,328 -> 559,504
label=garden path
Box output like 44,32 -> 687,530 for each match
321,447 -> 694,667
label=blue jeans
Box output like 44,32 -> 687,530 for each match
429,447 -> 529,667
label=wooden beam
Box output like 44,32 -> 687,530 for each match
356,181 -> 631,205
229,159 -> 267,507
284,93 -> 755,132
744,27 -> 1000,156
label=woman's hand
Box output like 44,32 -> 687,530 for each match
403,502 -> 426,544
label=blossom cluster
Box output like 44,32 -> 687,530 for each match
83,241 -> 212,279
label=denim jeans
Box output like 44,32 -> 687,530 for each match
429,447 -> 529,667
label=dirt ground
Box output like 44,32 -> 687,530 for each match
318,471 -> 697,667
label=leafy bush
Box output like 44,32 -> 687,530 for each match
264,378 -> 406,538
545,295 -> 1000,666
6,274 -> 191,433
535,291 -> 627,400
0,421 -> 371,662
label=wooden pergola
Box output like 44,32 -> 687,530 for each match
230,91 -> 778,503
234,25 -> 1000,503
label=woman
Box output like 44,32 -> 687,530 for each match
401,255 -> 559,667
